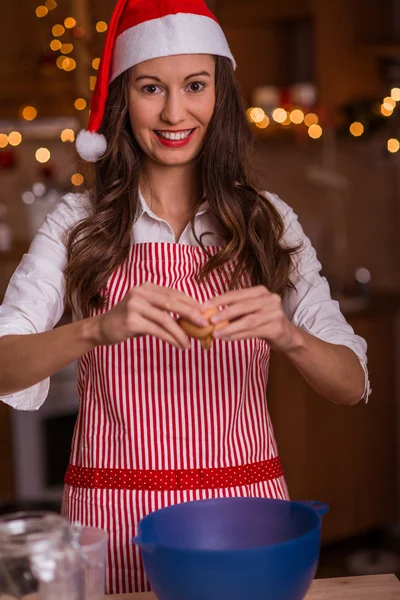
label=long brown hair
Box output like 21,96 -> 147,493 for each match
65,57 -> 300,316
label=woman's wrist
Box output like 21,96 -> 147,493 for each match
79,315 -> 104,348
281,324 -> 307,357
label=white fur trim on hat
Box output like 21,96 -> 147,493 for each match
76,130 -> 108,162
110,13 -> 236,82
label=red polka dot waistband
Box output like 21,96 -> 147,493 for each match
64,457 -> 284,492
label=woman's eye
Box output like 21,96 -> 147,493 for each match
143,85 -> 160,94
188,82 -> 205,93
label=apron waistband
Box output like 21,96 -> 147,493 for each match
64,457 -> 284,491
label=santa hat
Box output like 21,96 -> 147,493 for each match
76,0 -> 236,162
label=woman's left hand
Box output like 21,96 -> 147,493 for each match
203,286 -> 303,354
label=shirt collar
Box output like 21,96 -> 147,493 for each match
135,189 -> 209,223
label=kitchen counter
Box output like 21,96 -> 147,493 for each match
107,574 -> 400,599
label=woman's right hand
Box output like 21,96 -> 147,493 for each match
90,282 -> 209,349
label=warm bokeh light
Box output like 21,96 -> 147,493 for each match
272,108 -> 287,123
0,134 -> 9,149
22,106 -> 38,121
52,24 -> 65,37
90,76 -> 97,91
383,96 -> 396,110
36,6 -> 48,18
35,148 -> 51,163
381,105 -> 393,117
96,21 -> 108,33
65,17 -> 77,29
60,43 -> 74,54
256,116 -> 270,129
349,122 -> 364,137
45,0 -> 57,9
290,109 -> 305,124
56,56 -> 66,69
50,39 -> 62,51
63,58 -> 77,71
388,138 -> 400,153
61,129 -> 75,143
308,124 -> 323,139
8,132 -> 22,146
391,88 -> 400,102
71,173 -> 84,186
249,107 -> 266,123
304,113 -> 319,127
92,58 -> 101,70
74,98 -> 87,110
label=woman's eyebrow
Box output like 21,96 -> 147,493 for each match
135,71 -> 211,82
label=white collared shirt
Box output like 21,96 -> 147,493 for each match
0,190 -> 370,410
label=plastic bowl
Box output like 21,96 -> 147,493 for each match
133,496 -> 328,600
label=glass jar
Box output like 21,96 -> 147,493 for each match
0,512 -> 84,600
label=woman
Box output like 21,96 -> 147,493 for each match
0,0 -> 369,593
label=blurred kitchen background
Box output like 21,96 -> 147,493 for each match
1,0 -> 400,581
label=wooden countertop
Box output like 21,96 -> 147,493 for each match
108,574 -> 400,599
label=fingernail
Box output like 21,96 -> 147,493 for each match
210,315 -> 220,324
196,316 -> 209,326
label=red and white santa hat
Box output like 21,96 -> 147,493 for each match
76,0 -> 236,162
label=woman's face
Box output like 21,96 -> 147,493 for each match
128,54 -> 216,167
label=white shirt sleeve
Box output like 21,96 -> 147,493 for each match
0,193 -> 90,411
265,192 -> 371,402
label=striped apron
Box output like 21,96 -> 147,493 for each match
61,242 -> 289,593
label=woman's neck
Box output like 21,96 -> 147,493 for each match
140,161 -> 201,219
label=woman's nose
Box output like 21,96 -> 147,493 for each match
160,90 -> 187,124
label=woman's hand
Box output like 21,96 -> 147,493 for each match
204,286 -> 303,353
91,282 -> 208,349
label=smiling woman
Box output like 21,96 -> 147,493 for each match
0,0 -> 369,595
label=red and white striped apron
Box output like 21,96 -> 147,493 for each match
61,242 -> 288,593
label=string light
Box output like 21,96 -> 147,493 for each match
256,116 -> 270,129
92,58 -> 101,70
64,17 -> 77,29
8,132 -> 22,146
56,56 -> 66,69
0,134 -> 8,149
61,129 -> 75,143
36,6 -> 48,18
35,148 -> 51,163
90,76 -> 97,91
22,106 -> 38,121
52,24 -> 65,37
60,43 -> 74,54
304,113 -> 319,127
388,138 -> 400,153
75,98 -> 87,110
290,109 -> 305,124
383,96 -> 396,110
381,105 -> 393,117
50,39 -> 62,51
391,88 -> 400,102
96,21 -> 108,33
63,58 -> 77,71
71,173 -> 84,186
249,108 -> 266,123
308,124 -> 323,139
349,122 -> 364,137
272,108 -> 287,123
45,0 -> 57,10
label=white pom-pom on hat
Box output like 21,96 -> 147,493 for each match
76,130 -> 108,163
75,0 -> 236,162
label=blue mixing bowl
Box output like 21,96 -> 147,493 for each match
133,496 -> 328,600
